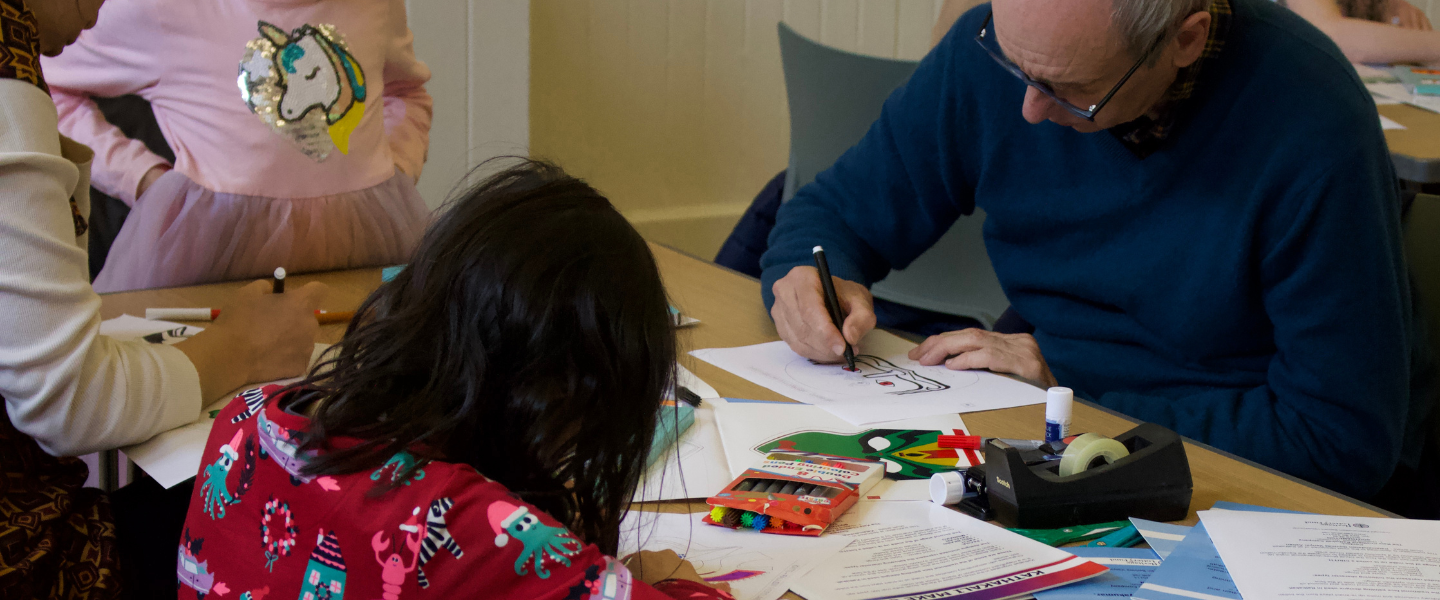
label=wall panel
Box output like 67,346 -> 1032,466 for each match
531,0 -> 942,258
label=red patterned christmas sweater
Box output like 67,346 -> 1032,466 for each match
178,384 -> 730,600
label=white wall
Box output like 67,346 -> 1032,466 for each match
530,0 -> 947,259
406,0 -> 530,210
1416,0 -> 1440,25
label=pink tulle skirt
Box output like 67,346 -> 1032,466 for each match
93,170 -> 430,293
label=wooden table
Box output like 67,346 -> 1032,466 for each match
101,268 -> 379,345
100,245 -> 1385,523
1382,103 -> 1440,185
100,245 -> 1386,598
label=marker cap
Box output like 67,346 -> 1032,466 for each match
937,435 -> 982,450
145,308 -> 218,321
930,471 -> 966,506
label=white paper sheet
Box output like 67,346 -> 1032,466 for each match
620,511 -> 851,600
691,336 -> 1046,426
792,501 -> 1107,600
1369,82 -> 1412,100
634,401 -> 736,502
712,398 -> 976,501
121,343 -> 331,488
1381,115 -> 1407,130
1374,94 -> 1403,105
1355,63 -> 1398,81
1201,510 -> 1440,600
1367,82 -> 1440,114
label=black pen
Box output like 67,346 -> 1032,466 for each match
812,246 -> 856,371
676,386 -> 703,408
272,267 -> 286,294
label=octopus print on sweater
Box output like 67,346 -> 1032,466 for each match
179,385 -> 732,600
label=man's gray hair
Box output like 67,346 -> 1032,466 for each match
1111,0 -> 1211,62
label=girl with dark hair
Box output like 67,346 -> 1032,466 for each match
177,160 -> 732,600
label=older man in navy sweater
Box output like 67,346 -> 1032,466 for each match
762,0 -> 1435,511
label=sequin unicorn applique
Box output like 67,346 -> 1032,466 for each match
238,21 -> 367,161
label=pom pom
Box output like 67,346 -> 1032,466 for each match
722,507 -> 744,528
751,514 -> 770,531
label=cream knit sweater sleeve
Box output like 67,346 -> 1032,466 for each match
0,79 -> 201,456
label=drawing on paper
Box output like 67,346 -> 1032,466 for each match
673,543 -> 772,587
783,355 -> 967,397
754,429 -> 971,480
629,531 -> 774,591
669,439 -> 705,464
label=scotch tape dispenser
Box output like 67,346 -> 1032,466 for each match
942,423 -> 1192,529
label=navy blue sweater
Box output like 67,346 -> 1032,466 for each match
761,0 -> 1431,499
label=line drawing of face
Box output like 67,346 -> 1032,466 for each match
784,355 -> 957,398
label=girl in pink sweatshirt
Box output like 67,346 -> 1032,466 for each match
42,0 -> 432,292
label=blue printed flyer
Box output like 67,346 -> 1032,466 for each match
1131,502 -> 1299,600
1129,518 -> 1191,560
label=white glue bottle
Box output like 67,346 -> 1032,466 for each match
1045,387 -> 1073,444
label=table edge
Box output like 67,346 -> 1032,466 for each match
1391,152 -> 1440,184
663,245 -> 1392,516
1077,398 -> 1399,518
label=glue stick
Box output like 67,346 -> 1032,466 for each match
1045,387 -> 1073,443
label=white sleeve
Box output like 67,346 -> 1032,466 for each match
0,79 -> 202,456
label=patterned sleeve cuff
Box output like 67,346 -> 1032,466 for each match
652,579 -> 735,600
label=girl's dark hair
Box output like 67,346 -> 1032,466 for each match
296,159 -> 675,554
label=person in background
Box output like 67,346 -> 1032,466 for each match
41,0 -> 434,292
1281,0 -> 1440,64
178,160 -> 732,600
1,0 -> 327,596
934,0 -> 1440,64
764,0 -> 1436,518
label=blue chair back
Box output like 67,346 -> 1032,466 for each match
778,22 -> 1009,326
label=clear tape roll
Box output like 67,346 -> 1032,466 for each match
1058,433 -> 1130,477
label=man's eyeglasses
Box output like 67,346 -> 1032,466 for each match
974,11 -> 1164,121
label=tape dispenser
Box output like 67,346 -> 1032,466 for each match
935,423 -> 1192,528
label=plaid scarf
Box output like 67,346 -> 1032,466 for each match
1113,0 -> 1232,159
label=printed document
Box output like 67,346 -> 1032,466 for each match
792,502 -> 1106,600
1201,510 -> 1440,600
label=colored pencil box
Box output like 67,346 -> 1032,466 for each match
1394,66 -> 1440,96
646,401 -> 695,468
703,451 -> 884,537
